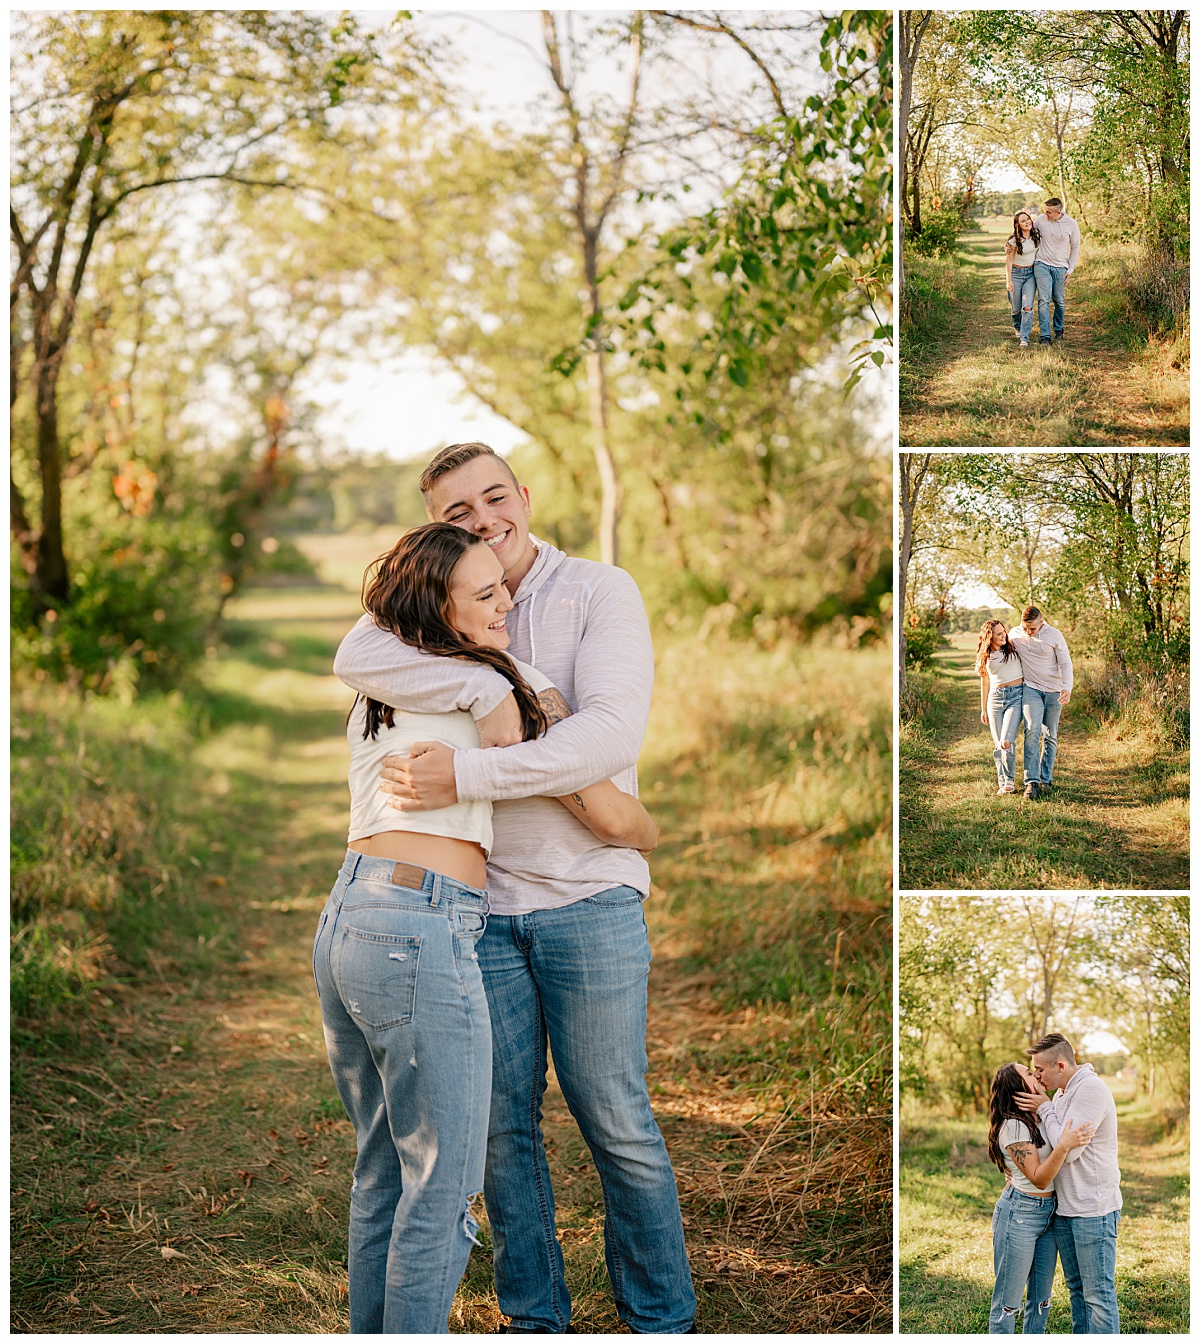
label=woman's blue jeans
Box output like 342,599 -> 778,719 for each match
313,851 -> 492,1334
1009,266 -> 1036,342
988,682 -> 1024,789
990,1186 -> 1058,1333
477,887 -> 696,1333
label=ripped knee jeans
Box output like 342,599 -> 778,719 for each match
313,851 -> 492,1333
1010,265 -> 1036,342
990,1185 -> 1057,1334
987,682 -> 1024,789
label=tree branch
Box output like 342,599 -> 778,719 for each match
654,11 -> 788,119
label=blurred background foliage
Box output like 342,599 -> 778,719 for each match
12,9 -> 892,694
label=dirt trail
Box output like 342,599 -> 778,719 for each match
12,580 -> 888,1333
900,643 -> 1189,890
901,220 -> 1189,446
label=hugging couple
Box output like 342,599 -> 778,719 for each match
1005,198 -> 1082,348
313,442 -> 696,1333
987,1033 -> 1122,1334
975,606 -> 1074,800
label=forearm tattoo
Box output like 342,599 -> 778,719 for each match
570,792 -> 586,811
537,688 -> 573,727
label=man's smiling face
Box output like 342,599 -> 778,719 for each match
425,454 -> 535,587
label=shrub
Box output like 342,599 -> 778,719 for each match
906,207 -> 965,259
1117,248 -> 1189,339
904,612 -> 946,668
1073,665 -> 1189,752
11,515 -> 220,697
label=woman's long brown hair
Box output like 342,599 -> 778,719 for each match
987,1063 -> 1045,1174
975,619 -> 1017,676
1009,213 -> 1041,258
355,523 -> 548,742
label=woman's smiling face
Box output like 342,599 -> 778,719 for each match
1016,213 -> 1033,234
448,543 -> 513,649
991,622 -> 1008,649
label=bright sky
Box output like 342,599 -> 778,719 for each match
987,161 -> 1044,194
1081,1029 -> 1128,1056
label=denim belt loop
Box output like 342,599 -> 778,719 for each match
345,850 -> 362,880
429,872 -> 443,907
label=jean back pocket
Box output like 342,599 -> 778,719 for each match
334,927 -> 422,1030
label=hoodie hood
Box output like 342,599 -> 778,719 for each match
511,535 -> 567,603
1063,1061 -> 1096,1096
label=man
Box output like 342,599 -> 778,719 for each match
333,442 -> 696,1334
1010,605 -> 1072,800
1032,197 -> 1081,345
1016,1033 -> 1121,1334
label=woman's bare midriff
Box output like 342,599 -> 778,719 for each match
994,678 -> 1023,688
348,832 -> 487,892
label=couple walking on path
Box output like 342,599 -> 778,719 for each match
1006,199 -> 1082,349
975,607 -> 1074,800
314,442 -> 696,1333
988,1033 -> 1122,1334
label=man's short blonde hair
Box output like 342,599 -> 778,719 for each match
418,442 -> 519,498
1028,1032 -> 1076,1066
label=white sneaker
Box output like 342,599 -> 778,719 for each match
998,785 -> 1015,795
1019,340 -> 1028,348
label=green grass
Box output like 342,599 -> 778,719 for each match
900,1088 -> 1189,1333
11,541 -> 892,1333
900,218 -> 1189,447
900,639 -> 1189,890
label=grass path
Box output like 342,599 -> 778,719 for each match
11,552 -> 891,1333
899,1089 -> 1190,1333
900,219 -> 1189,446
900,640 -> 1189,890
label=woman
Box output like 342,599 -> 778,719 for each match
313,523 -> 656,1334
1005,211 -> 1041,349
975,619 -> 1023,795
987,1063 -> 1094,1333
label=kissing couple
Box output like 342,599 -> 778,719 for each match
987,1033 -> 1122,1333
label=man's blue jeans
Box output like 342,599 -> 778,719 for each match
1055,1211 -> 1121,1333
477,888 -> 696,1333
1034,261 -> 1067,338
989,1187 -> 1057,1333
1022,687 -> 1063,786
1009,265 -> 1036,343
313,852 -> 492,1334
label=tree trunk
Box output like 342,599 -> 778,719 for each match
898,454 -> 933,699
32,348 -> 70,606
897,12 -> 933,297
584,346 -> 620,567
1049,88 -> 1070,214
580,231 -> 621,567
